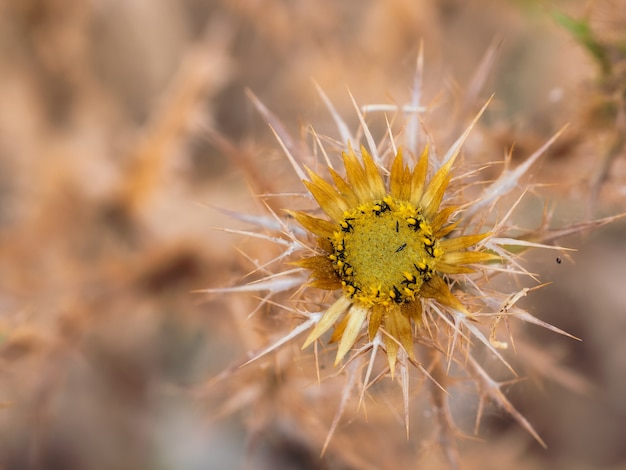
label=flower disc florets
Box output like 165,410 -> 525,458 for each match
330,196 -> 442,307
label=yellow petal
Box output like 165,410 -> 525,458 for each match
409,144 -> 429,204
368,304 -> 385,340
383,328 -> 399,375
329,168 -> 359,207
441,251 -> 500,266
435,263 -> 475,275
288,210 -> 336,238
439,232 -> 490,252
419,275 -> 469,314
329,313 -> 350,343
294,255 -> 342,290
342,148 -> 371,202
317,236 -> 333,253
435,222 -> 460,239
391,308 -> 414,359
431,206 -> 458,233
420,163 -> 452,219
302,296 -> 351,349
335,305 -> 367,365
360,146 -> 386,199
382,305 -> 414,376
402,300 -> 422,325
293,254 -> 332,270
303,169 -> 348,221
390,149 -> 410,200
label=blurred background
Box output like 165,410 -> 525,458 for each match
0,0 -> 625,468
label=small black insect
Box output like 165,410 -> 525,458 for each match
395,221 -> 399,233
395,243 -> 407,253
556,257 -> 562,264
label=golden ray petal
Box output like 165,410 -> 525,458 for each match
360,146 -> 386,199
329,167 -> 359,207
420,160 -> 453,218
342,148 -> 372,202
383,329 -> 400,374
409,145 -> 429,204
419,275 -> 469,314
441,251 -> 499,266
368,304 -> 385,340
435,222 -> 460,239
383,305 -> 414,374
329,313 -> 350,343
435,263 -> 476,275
439,232 -> 490,252
402,300 -> 423,325
390,149 -> 410,200
431,206 -> 458,233
295,255 -> 342,290
288,211 -> 336,238
392,309 -> 414,358
294,255 -> 333,271
302,296 -> 352,349
317,237 -> 333,253
303,169 -> 348,221
335,305 -> 367,365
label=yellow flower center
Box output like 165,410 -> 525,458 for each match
330,196 -> 443,307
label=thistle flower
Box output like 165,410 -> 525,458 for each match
206,68 -> 585,462
293,142 -> 498,373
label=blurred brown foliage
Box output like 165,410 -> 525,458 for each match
0,1 -> 625,469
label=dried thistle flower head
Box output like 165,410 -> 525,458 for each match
206,68 -> 589,463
